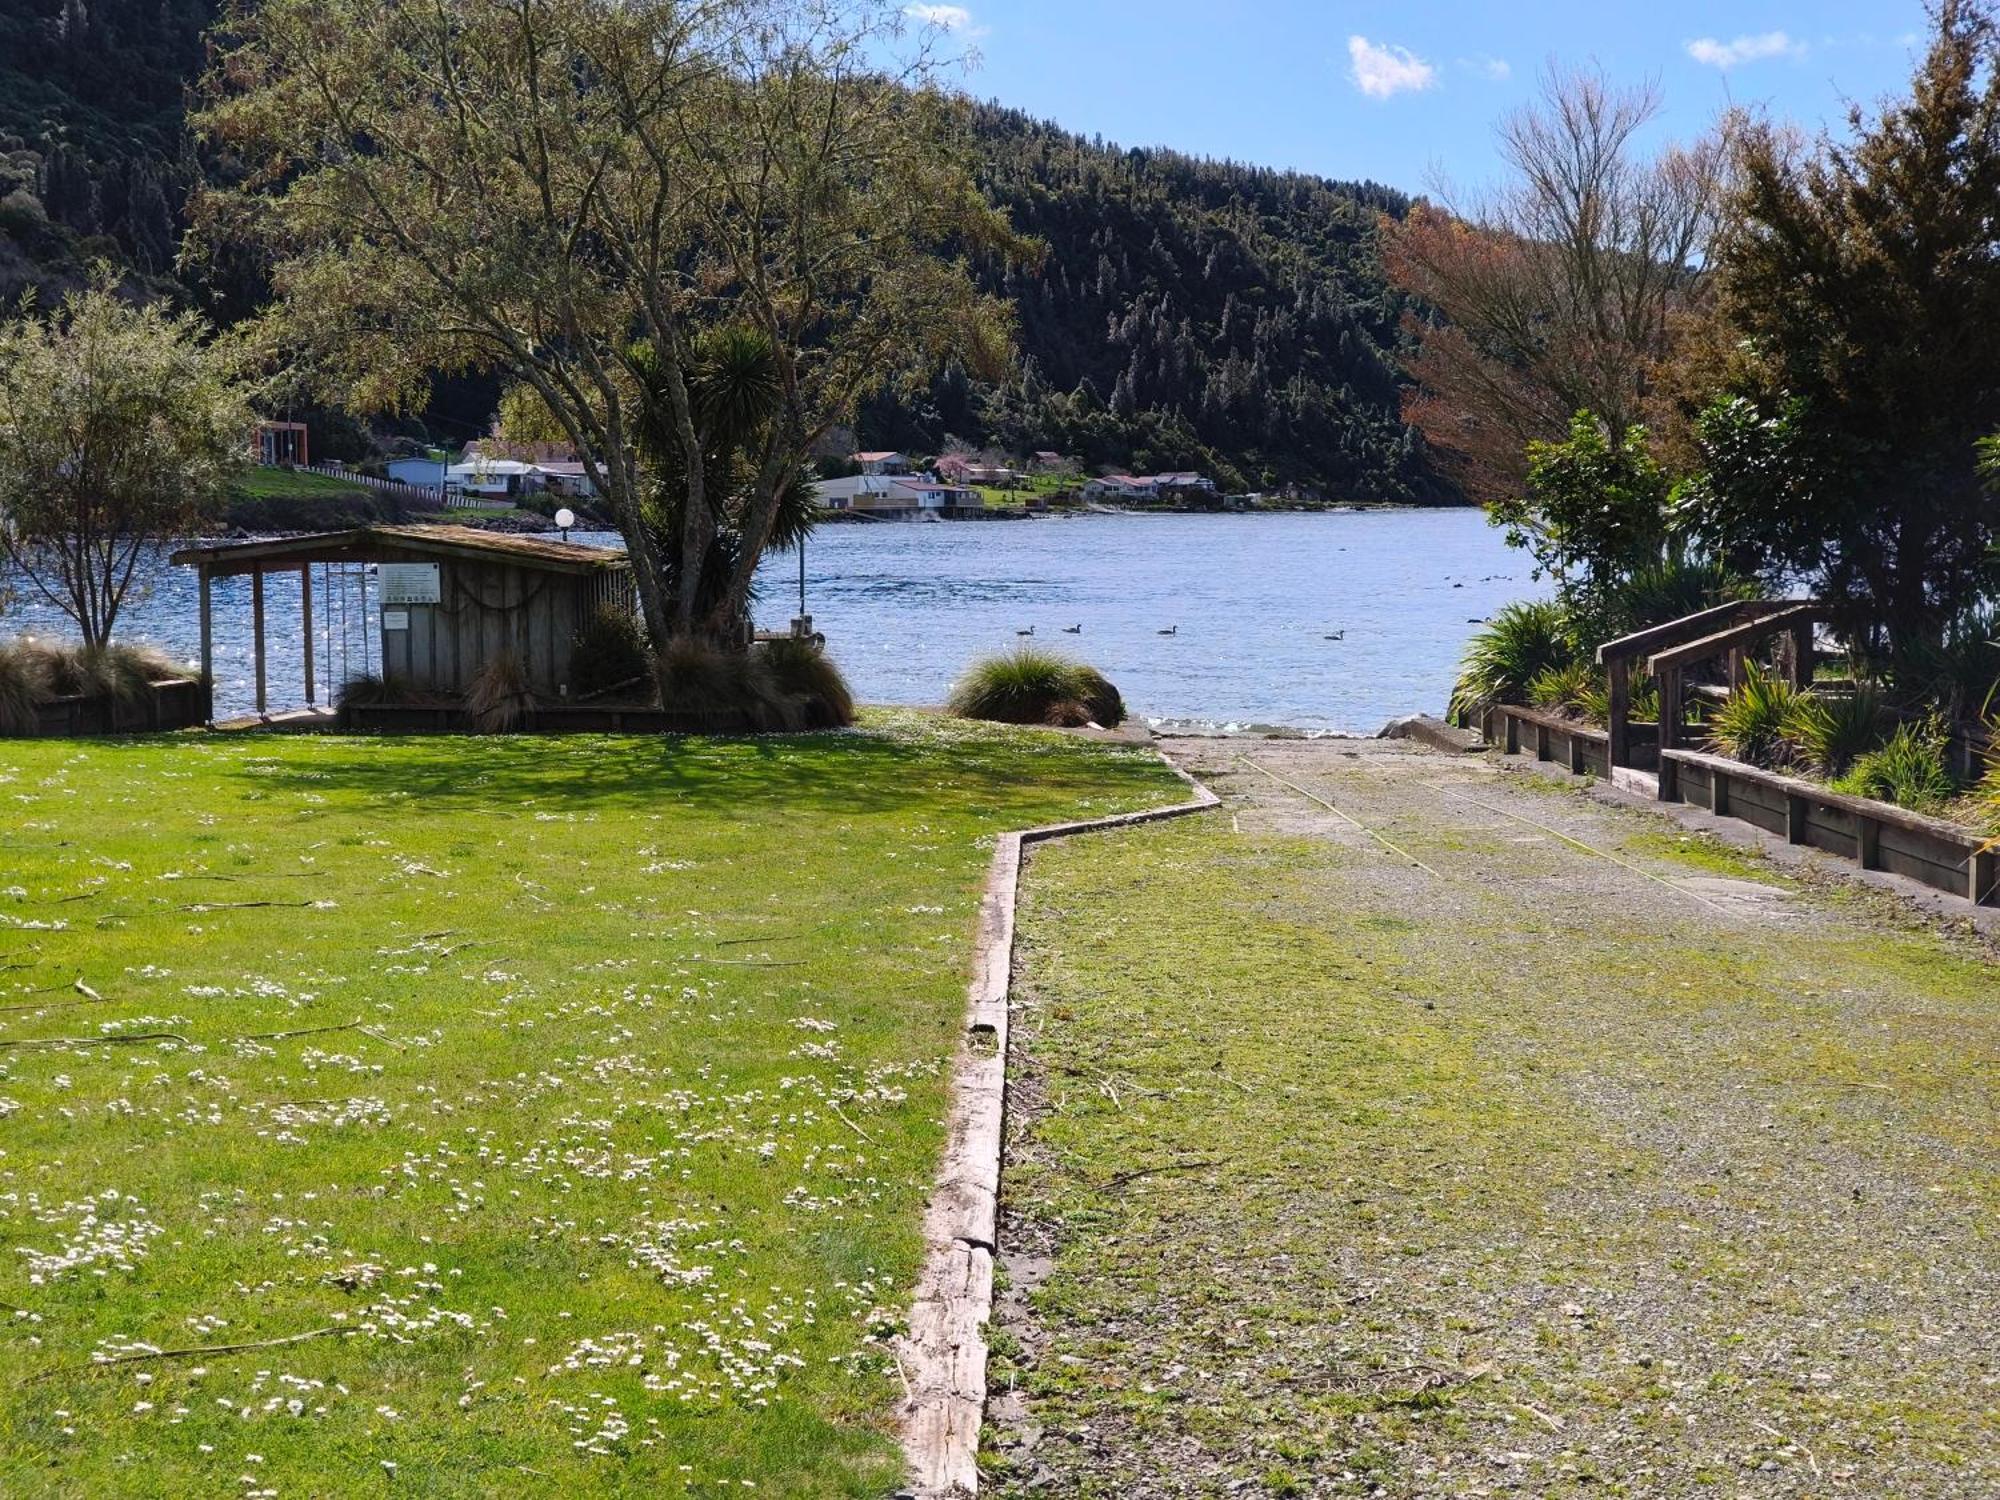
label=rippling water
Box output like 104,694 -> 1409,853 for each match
2,510 -> 1539,733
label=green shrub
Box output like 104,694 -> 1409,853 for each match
1603,557 -> 1752,637
759,637 -> 857,729
1448,600 -> 1574,723
1834,714 -> 1958,814
569,606 -> 652,700
1977,719 -> 2000,841
656,637 -> 802,732
1527,660 -> 1600,720
1782,685 -> 1885,776
1708,663 -> 1806,769
947,648 -> 1126,728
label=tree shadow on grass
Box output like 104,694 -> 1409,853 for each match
156,723 -> 1169,820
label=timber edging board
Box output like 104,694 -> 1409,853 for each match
896,758 -> 1221,1499
1660,748 -> 1997,907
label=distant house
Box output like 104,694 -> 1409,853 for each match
1082,472 -> 1215,505
532,461 -> 601,500
814,472 -> 979,518
854,451 -> 910,476
446,457 -> 543,499
1082,474 -> 1159,502
934,454 -> 975,481
254,420 -> 309,466
386,457 -> 447,490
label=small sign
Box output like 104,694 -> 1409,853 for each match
382,609 -> 410,632
379,562 -> 441,605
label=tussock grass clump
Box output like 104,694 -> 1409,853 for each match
947,648 -> 1126,728
0,637 -> 182,733
465,651 -> 536,733
1449,600 -> 1573,723
1834,714 -> 1958,814
759,637 -> 856,728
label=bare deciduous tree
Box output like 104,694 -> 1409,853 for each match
1383,68 -> 1725,502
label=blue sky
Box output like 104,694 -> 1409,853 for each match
908,1 -> 1935,193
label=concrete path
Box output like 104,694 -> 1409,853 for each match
987,737 -> 1999,1498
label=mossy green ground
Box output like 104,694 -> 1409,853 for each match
0,713 -> 1178,1497
991,742 -> 1998,1497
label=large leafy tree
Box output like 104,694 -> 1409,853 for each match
1684,0 -> 2000,661
0,276 -> 251,645
1382,69 -> 1723,503
192,0 -> 1017,657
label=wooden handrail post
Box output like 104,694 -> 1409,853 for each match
1788,619 -> 1815,688
1606,657 -> 1630,769
1658,667 -> 1683,753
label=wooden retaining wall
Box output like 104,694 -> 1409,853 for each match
1660,749 -> 1997,907
19,679 -> 208,738
1479,702 -> 1658,778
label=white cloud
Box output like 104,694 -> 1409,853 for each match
1465,55 -> 1512,81
1685,31 -> 1806,68
905,4 -> 982,32
1347,36 -> 1437,100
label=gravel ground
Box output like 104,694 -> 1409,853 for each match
985,737 -> 1999,1499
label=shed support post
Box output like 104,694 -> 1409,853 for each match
198,566 -> 214,724
1786,794 -> 1809,844
1567,731 -> 1587,775
252,565 -> 267,717
1658,754 -> 1680,803
300,565 -> 315,706
1534,720 -> 1551,762
1857,817 -> 1880,871
1712,769 -> 1730,816
1504,711 -> 1519,756
1606,657 -> 1630,769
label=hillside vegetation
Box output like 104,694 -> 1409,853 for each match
0,7 -> 1442,499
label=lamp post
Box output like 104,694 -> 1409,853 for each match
554,506 -> 575,543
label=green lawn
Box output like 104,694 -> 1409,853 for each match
0,714 -> 1177,1497
231,467 -> 375,501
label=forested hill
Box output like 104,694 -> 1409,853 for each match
0,13 -> 1446,499
860,105 -> 1441,500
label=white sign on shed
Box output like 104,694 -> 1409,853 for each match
378,562 -> 441,605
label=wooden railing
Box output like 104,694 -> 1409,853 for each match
286,463 -> 448,507
1660,748 -> 1996,907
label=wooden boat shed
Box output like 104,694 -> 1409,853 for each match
171,524 -> 635,718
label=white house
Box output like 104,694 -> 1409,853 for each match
445,457 -> 543,499
853,451 -> 910,476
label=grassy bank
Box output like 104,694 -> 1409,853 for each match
991,742 -> 1999,1497
0,714 -> 1178,1496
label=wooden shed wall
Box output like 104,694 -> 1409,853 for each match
378,556 -> 625,696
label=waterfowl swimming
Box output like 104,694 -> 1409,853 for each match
1323,630 -> 1345,640
1157,625 -> 1178,636
1062,624 -> 1082,634
1017,625 -> 1035,636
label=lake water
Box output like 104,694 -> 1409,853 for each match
2,510 -> 1538,733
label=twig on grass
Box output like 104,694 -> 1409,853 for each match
1098,1158 -> 1222,1193
0,979 -> 111,1014
90,1326 -> 354,1367
686,956 -> 807,968
176,899 -> 319,913
237,1017 -> 366,1043
828,1099 -> 875,1142
0,1031 -> 188,1050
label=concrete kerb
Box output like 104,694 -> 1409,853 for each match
894,757 -> 1221,1499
